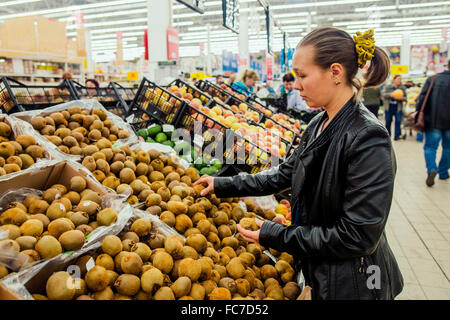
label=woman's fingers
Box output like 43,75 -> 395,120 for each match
236,225 -> 260,243
193,177 -> 208,186
200,184 -> 213,196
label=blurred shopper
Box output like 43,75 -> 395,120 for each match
362,85 -> 382,118
85,78 -> 99,97
278,73 -> 309,117
195,27 -> 403,300
215,75 -> 224,85
382,75 -> 407,140
227,73 -> 237,86
62,72 -> 73,80
232,70 -> 259,96
263,81 -> 276,95
416,60 -> 450,187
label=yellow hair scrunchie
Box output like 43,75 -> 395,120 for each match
353,29 -> 375,68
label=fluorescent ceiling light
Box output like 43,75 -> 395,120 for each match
61,8 -> 146,22
335,14 -> 450,26
0,0 -> 41,7
0,0 -> 146,20
395,22 -> 414,26
429,19 -> 450,24
273,12 -> 317,19
355,1 -> 450,12
91,31 -> 144,40
66,18 -> 148,30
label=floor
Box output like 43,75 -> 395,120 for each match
386,134 -> 450,300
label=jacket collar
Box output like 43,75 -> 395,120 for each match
301,97 -> 357,155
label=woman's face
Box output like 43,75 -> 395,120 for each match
292,45 -> 338,108
245,77 -> 256,88
393,76 -> 402,87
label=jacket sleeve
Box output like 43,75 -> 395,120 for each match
415,77 -> 431,112
259,125 -> 396,259
213,145 -> 300,198
382,85 -> 393,99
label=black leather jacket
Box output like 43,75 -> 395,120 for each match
214,98 -> 404,300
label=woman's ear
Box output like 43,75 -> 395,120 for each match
329,63 -> 345,82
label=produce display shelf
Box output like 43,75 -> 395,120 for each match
167,79 -> 212,108
110,82 -> 137,104
69,80 -> 130,119
175,101 -> 282,174
196,80 -> 265,123
128,78 -> 186,126
0,77 -> 76,114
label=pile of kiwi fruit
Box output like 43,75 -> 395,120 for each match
33,208 -> 300,300
28,106 -> 130,156
0,120 -> 46,176
0,175 -> 119,280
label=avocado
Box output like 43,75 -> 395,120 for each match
162,140 -> 175,148
194,156 -> 208,170
211,159 -> 223,170
200,167 -> 218,176
155,132 -> 168,143
137,128 -> 148,139
146,137 -> 155,143
147,124 -> 162,138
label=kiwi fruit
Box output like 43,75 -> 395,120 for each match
283,282 -> 301,300
15,236 -> 37,251
226,257 -> 246,280
76,224 -> 93,236
85,265 -> 109,292
0,207 -> 28,225
0,224 -> 21,240
169,276 -> 191,298
167,201 -> 188,215
35,235 -> 63,259
75,200 -> 99,216
3,163 -> 20,174
145,193 -> 161,207
58,230 -> 85,251
146,206 -> 161,216
101,235 -> 122,256
177,258 -> 202,282
80,190 -> 102,205
131,218 -> 152,237
0,142 -> 15,158
97,208 -> 118,226
17,154 -> 34,169
175,214 -> 193,234
6,156 -> 22,168
141,267 -> 164,294
113,274 -> 141,297
46,202 -> 67,221
95,159 -> 110,174
92,286 -> 114,300
110,161 -> 124,174
63,191 -> 81,206
122,239 -> 136,252
149,171 -> 164,183
219,277 -> 237,295
42,188 -> 62,203
0,122 -> 12,137
130,180 -> 147,195
260,265 -> 278,281
148,234 -> 165,249
207,232 -> 221,251
121,252 -> 143,275
152,251 -> 173,274
96,138 -> 112,150
88,129 -> 102,141
69,176 -> 87,193
118,167 -> 135,184
131,242 -> 152,262
121,232 -> 139,242
46,219 -> 71,239
164,235 -> 184,259
19,219 -> 44,237
185,234 -> 208,254
196,219 -> 211,236
46,271 -> 76,300
96,254 -> 115,270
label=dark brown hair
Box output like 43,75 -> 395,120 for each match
283,73 -> 295,82
297,27 -> 390,95
241,70 -> 259,82
85,78 -> 99,88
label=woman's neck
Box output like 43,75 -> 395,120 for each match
324,87 -> 354,121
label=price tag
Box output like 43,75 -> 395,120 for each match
163,124 -> 174,133
85,257 -> 95,272
194,134 -> 204,146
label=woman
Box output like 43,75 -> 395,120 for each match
382,75 -> 407,140
85,78 -> 99,97
195,27 -> 404,300
231,70 -> 259,96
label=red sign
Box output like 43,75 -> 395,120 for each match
74,12 -> 85,27
267,56 -> 273,81
167,27 -> 179,61
144,29 -> 149,61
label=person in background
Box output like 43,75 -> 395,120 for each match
232,70 -> 259,96
416,59 -> 450,187
85,78 -> 99,97
362,85 -> 382,118
215,75 -> 224,85
382,75 -> 407,140
227,73 -> 237,86
278,73 -> 309,116
62,72 -> 73,80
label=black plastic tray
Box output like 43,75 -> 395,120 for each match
0,77 -> 76,114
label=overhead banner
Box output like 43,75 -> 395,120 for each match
222,0 -> 239,34
167,26 -> 179,61
391,65 -> 409,74
144,29 -> 149,61
222,50 -> 238,73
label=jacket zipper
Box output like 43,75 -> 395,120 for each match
359,256 -> 379,300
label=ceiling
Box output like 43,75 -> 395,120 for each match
0,0 -> 449,62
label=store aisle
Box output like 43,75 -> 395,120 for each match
385,137 -> 450,300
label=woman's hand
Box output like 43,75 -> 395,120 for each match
236,218 -> 264,243
193,176 -> 214,196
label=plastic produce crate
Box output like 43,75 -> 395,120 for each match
0,77 -> 75,114
128,78 -> 186,125
68,80 -> 129,119
167,79 -> 213,107
110,82 -> 137,105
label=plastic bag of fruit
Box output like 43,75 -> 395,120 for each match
11,100 -> 139,162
